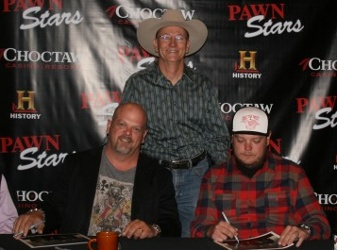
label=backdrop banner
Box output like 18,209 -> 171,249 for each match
1,0 -> 336,234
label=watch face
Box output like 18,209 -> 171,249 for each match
300,224 -> 311,234
152,224 -> 161,233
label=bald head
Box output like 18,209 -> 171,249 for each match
106,102 -> 148,157
112,102 -> 147,128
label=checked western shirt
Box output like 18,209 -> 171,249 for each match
121,62 -> 229,163
191,151 -> 331,240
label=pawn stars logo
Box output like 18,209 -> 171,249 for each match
295,95 -> 337,130
10,90 -> 42,119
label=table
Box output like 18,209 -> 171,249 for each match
0,234 -> 333,250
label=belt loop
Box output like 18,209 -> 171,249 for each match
168,162 -> 173,171
165,166 -> 173,172
187,159 -> 193,169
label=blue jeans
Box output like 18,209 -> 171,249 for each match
170,158 -> 209,237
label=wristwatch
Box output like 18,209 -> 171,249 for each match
152,224 -> 161,235
299,224 -> 311,235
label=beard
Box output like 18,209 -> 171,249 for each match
115,144 -> 132,155
234,148 -> 267,169
114,135 -> 133,155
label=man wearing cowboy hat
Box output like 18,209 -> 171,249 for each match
121,10 -> 229,237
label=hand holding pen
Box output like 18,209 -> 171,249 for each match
222,212 -> 240,243
13,209 -> 45,239
13,220 -> 45,238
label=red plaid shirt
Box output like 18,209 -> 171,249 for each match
191,151 -> 331,240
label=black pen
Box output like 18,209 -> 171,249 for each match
221,212 -> 239,243
13,220 -> 44,238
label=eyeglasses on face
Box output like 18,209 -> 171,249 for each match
157,34 -> 186,42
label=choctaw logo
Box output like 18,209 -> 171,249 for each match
241,115 -> 260,130
299,57 -> 337,77
2,48 -> 80,70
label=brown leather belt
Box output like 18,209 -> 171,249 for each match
159,151 -> 207,169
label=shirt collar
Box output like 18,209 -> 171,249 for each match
152,61 -> 194,86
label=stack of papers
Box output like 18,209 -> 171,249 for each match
215,231 -> 294,250
18,233 -> 90,248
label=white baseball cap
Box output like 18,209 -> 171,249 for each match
232,107 -> 269,136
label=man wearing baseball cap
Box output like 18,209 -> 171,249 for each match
121,10 -> 229,237
191,107 -> 331,247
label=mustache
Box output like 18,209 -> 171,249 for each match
118,135 -> 132,142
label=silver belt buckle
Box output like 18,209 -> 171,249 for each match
171,159 -> 191,169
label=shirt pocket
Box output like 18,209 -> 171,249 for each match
215,193 -> 236,218
265,191 -> 290,225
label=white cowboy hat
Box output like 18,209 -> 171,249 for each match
137,9 -> 208,56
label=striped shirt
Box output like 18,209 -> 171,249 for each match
191,151 -> 331,240
121,62 -> 229,163
0,174 -> 18,234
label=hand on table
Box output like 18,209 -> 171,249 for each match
121,219 -> 159,239
279,225 -> 310,247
